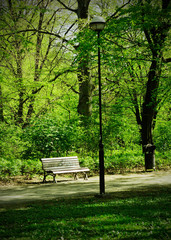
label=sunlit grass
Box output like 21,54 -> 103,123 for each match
0,190 -> 170,239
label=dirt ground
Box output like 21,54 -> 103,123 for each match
0,170 -> 171,208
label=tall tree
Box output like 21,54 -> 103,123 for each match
0,84 -> 4,122
57,0 -> 93,116
139,0 -> 170,170
103,0 -> 171,170
0,0 -> 73,127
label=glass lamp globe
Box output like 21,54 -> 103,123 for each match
90,16 -> 105,31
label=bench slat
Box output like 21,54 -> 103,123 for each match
41,157 -> 78,161
44,166 -> 89,170
52,168 -> 90,174
44,167 -> 89,171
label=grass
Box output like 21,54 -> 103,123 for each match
0,188 -> 171,240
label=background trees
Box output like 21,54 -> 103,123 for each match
0,0 -> 76,127
0,0 -> 170,177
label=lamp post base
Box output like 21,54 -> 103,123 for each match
99,144 -> 105,194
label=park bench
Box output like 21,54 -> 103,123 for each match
41,156 -> 90,183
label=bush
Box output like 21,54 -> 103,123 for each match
104,148 -> 144,173
0,123 -> 28,160
22,116 -> 78,158
154,121 -> 171,152
79,155 -> 99,172
21,159 -> 42,175
79,148 -> 144,174
0,123 -> 28,178
0,158 -> 22,178
155,151 -> 171,169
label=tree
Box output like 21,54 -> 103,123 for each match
103,0 -> 171,170
139,0 -> 170,170
57,0 -> 93,116
0,0 -> 74,127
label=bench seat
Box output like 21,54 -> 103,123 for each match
41,156 -> 90,183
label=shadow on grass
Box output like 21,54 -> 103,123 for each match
0,186 -> 170,240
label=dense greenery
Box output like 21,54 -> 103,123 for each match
0,0 -> 170,178
0,189 -> 170,239
0,115 -> 170,178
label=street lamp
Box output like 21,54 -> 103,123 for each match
90,16 -> 105,195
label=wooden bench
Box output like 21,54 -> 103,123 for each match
41,156 -> 90,183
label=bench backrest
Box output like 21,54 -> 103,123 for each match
41,156 -> 80,171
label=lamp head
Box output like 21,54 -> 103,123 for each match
90,16 -> 105,31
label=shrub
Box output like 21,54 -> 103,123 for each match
22,116 -> 78,158
0,158 -> 22,178
104,148 -> 144,173
0,123 -> 28,160
21,159 -> 42,175
0,123 -> 28,178
154,121 -> 171,152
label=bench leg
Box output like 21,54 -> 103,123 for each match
53,174 -> 57,183
84,172 -> 88,180
74,173 -> 78,180
43,172 -> 46,183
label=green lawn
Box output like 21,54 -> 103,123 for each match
0,189 -> 170,240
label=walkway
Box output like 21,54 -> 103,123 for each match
0,170 -> 171,208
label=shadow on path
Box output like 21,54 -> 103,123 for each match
0,170 -> 170,208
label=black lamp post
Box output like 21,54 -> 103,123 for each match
90,16 -> 105,195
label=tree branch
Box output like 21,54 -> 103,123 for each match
162,57 -> 171,63
0,29 -> 69,43
56,0 -> 77,13
107,0 -> 131,21
62,81 -> 79,94
49,68 -> 77,83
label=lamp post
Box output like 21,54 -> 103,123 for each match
90,16 -> 105,195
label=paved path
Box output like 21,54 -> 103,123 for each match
0,170 -> 171,208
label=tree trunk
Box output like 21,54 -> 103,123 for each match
139,0 -> 170,170
16,50 -> 24,125
56,0 -> 93,116
23,7 -> 44,127
0,85 -> 4,122
144,150 -> 155,171
76,0 -> 93,116
8,0 -> 24,125
141,55 -> 162,170
77,59 -> 93,116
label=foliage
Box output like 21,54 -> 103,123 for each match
99,0 -> 170,170
0,158 -> 22,178
79,149 -> 144,174
154,121 -> 171,152
22,115 -> 78,158
0,0 -> 170,176
0,0 -> 74,127
0,191 -> 170,239
20,159 -> 42,177
155,151 -> 171,170
0,123 -> 25,159
104,148 -> 144,173
103,104 -> 141,149
0,112 -> 170,178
